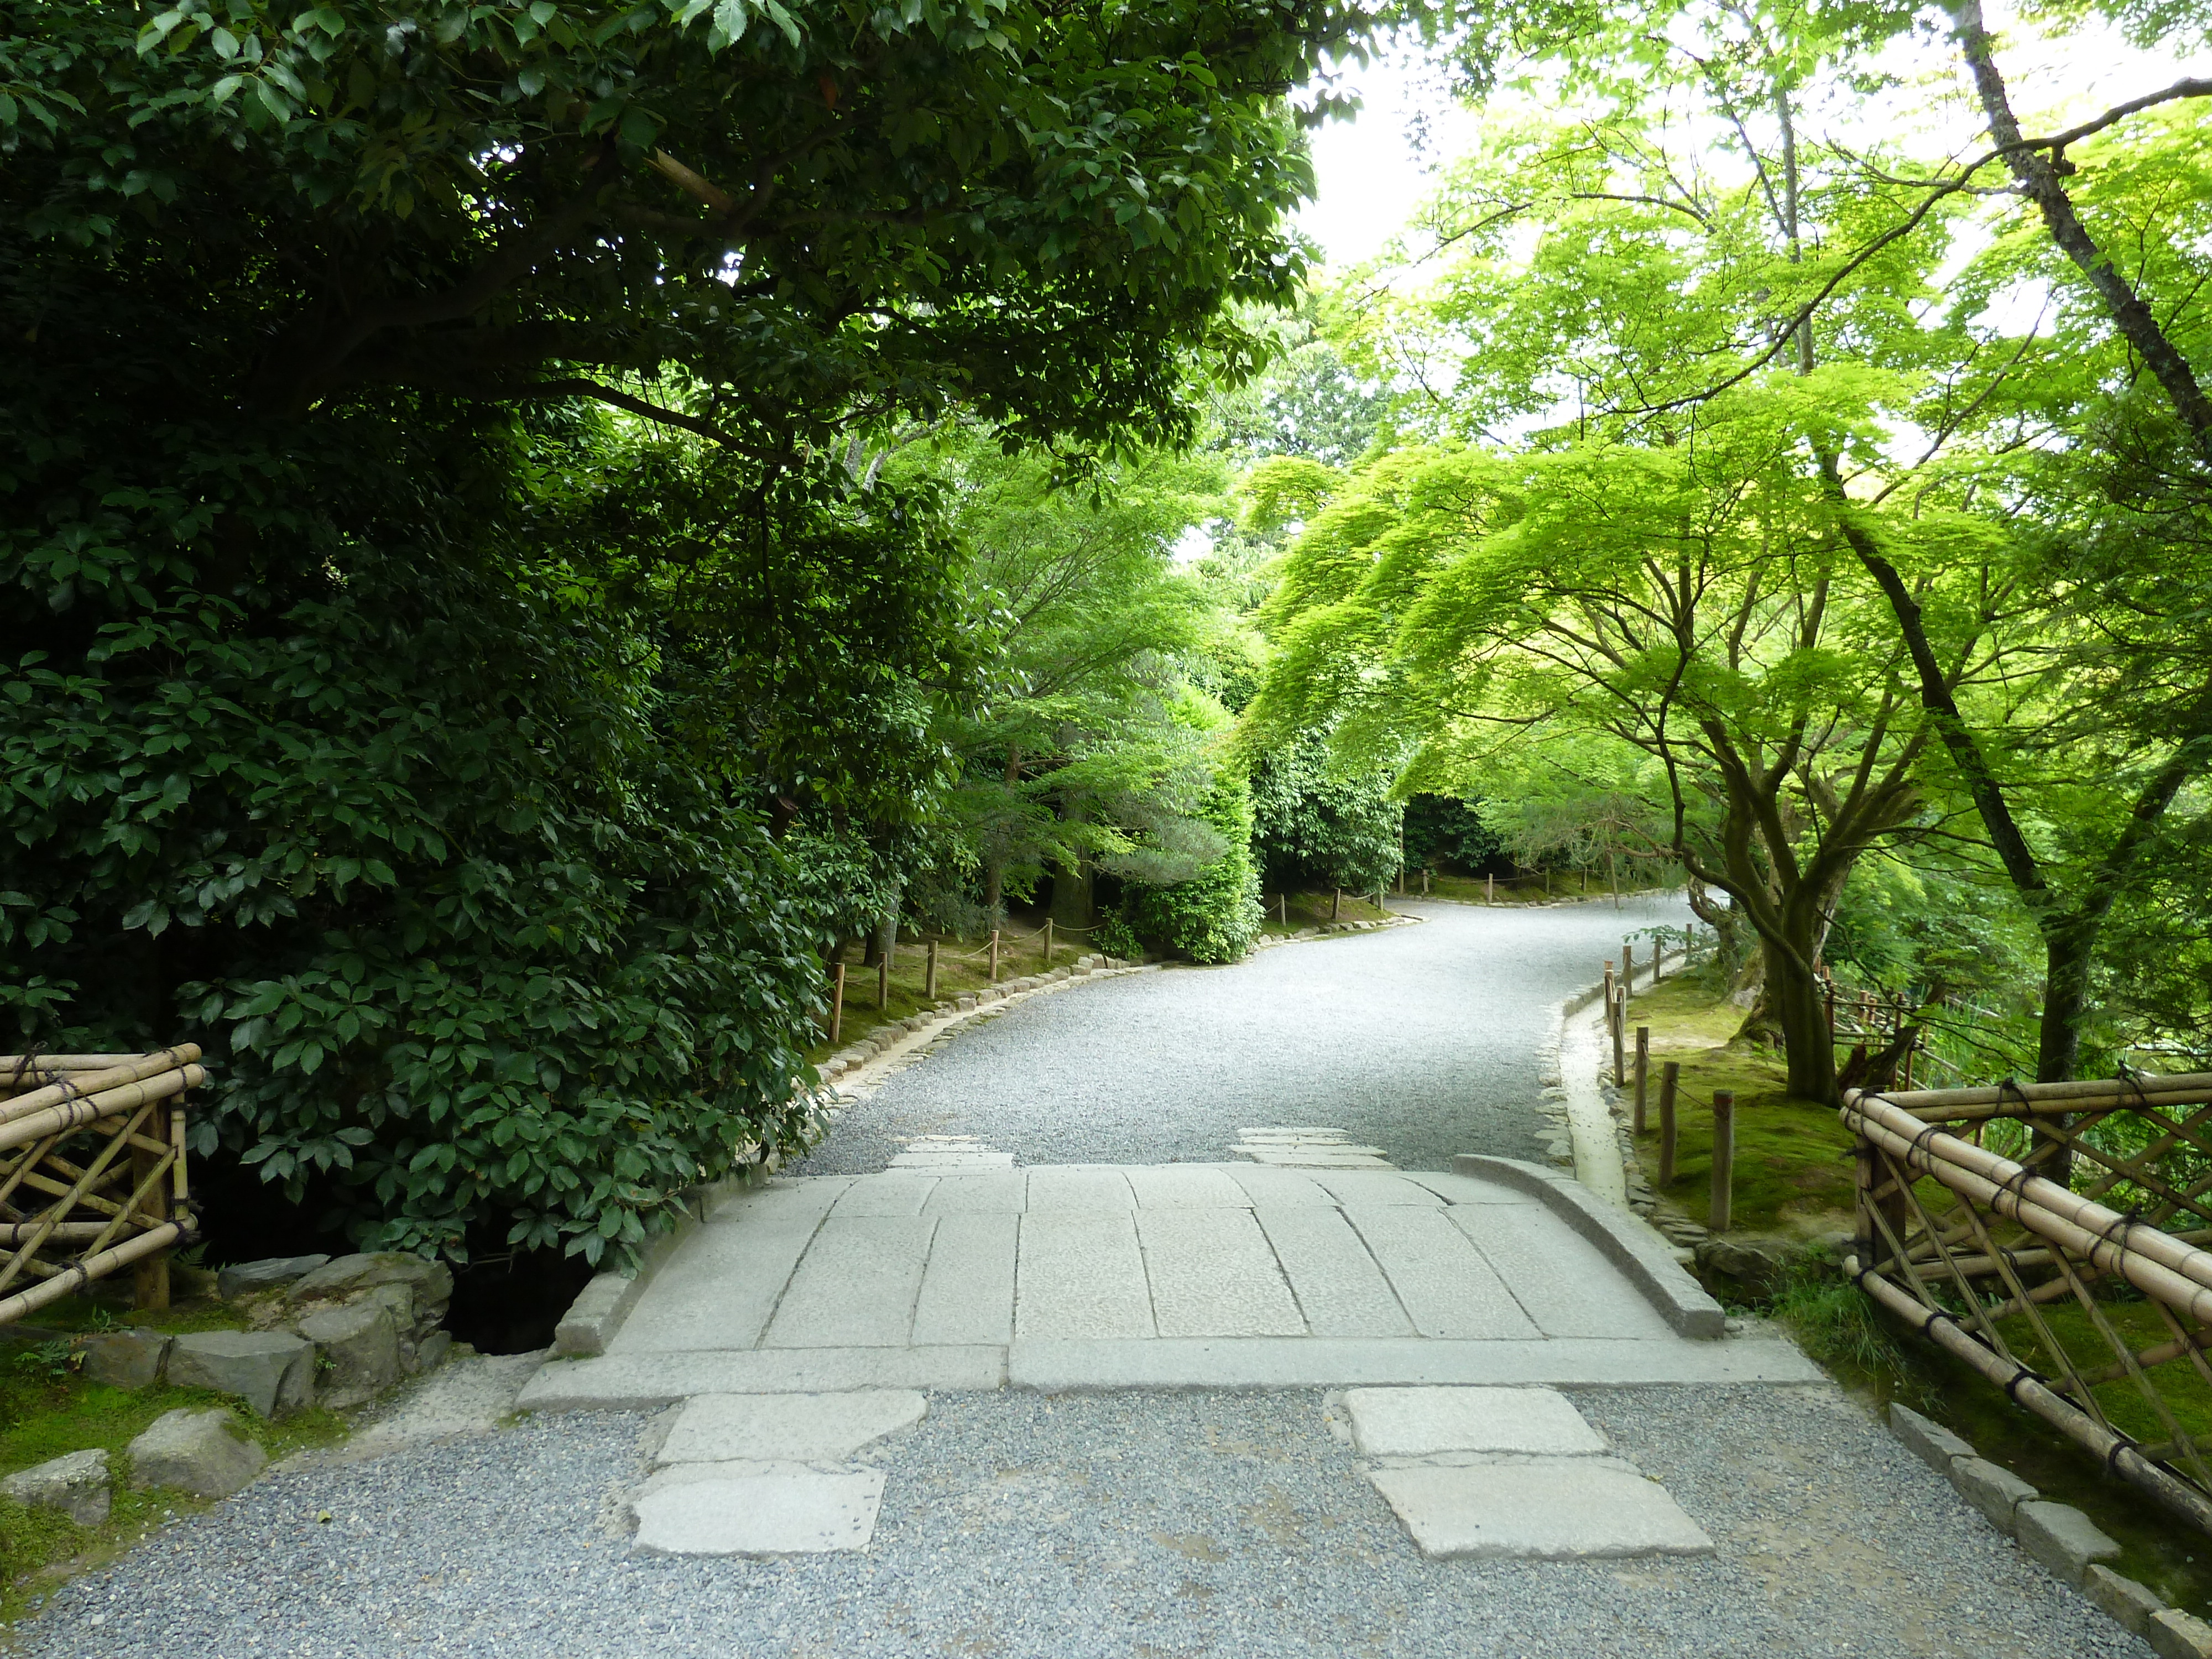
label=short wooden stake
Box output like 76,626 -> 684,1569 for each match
830,962 -> 846,1043
1710,1089 -> 1736,1232
1422,870 -> 1431,895
1280,893 -> 1288,925
1623,940 -> 1634,990
1044,918 -> 1054,964
1612,987 -> 1626,1085
1486,872 -> 1494,904
1633,1026 -> 1650,1134
989,930 -> 1000,982
1658,1061 -> 1680,1186
1332,889 -> 1342,921
925,940 -> 938,1001
877,953 -> 888,1010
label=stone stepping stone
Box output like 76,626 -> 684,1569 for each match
1231,1125 -> 1395,1168
1343,1386 -> 1610,1458
1345,1386 -> 1713,1561
632,1463 -> 885,1556
1367,1455 -> 1715,1560
655,1390 -> 925,1465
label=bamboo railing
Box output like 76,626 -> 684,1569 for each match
1842,1072 -> 2212,1533
0,1049 -> 200,1323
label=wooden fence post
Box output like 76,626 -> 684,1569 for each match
1333,889 -> 1342,921
1658,1061 -> 1680,1186
133,1097 -> 171,1311
1486,872 -> 1494,904
1612,985 -> 1627,1086
1044,919 -> 1053,965
1280,893 -> 1288,925
1623,940 -> 1635,992
925,940 -> 938,1001
877,952 -> 889,1010
830,962 -> 846,1043
1423,870 -> 1431,896
1710,1089 -> 1735,1232
1634,1026 -> 1650,1134
989,930 -> 1000,983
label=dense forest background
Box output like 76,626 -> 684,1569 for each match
4,0 -> 2207,1272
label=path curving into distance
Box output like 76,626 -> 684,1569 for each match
795,893 -> 1693,1176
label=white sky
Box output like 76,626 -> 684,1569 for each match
1293,18 -> 2212,273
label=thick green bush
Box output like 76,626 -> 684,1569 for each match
1126,769 -> 1264,963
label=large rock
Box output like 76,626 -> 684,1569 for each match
217,1254 -> 331,1301
1692,1234 -> 1801,1302
127,1408 -> 266,1498
289,1253 -> 452,1338
1,1449 -> 112,1525
80,1327 -> 171,1390
296,1301 -> 401,1409
165,1330 -> 315,1418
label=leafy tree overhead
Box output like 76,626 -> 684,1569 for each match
1,0 -> 1397,1265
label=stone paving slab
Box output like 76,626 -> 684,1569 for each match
1367,1455 -> 1717,1560
630,1464 -> 885,1556
591,1159 -> 1752,1390
518,1345 -> 1006,1409
1342,1386 -> 1610,1457
655,1390 -> 926,1465
1005,1335 -> 1823,1391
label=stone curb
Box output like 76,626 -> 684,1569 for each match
1886,1403 -> 2159,1640
1450,1155 -> 1726,1340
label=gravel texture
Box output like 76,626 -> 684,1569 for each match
797,894 -> 1691,1176
22,1383 -> 2147,1658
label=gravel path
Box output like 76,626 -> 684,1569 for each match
18,894 -> 2151,1657
797,894 -> 1691,1176
23,1381 -> 2142,1658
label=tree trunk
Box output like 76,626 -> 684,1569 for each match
1050,856 -> 1094,931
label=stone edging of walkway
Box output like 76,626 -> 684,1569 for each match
1454,1154 -> 1724,1340
1889,1402 -> 2203,1651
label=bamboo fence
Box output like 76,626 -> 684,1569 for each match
0,1049 -> 201,1323
1841,1071 -> 2212,1532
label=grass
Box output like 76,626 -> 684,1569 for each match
0,1290 -> 353,1623
1257,889 -> 1394,933
1623,967 -> 1859,1236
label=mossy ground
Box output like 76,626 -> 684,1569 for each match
1623,968 -> 1858,1236
0,1285 -> 351,1623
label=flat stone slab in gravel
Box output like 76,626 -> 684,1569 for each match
1368,1455 -> 1715,1560
1343,1386 -> 1609,1458
631,1464 -> 885,1556
656,1391 -> 926,1465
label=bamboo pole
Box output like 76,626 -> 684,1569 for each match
1871,1073 -> 2212,1118
1845,1094 -> 2212,1322
0,1066 -> 205,1156
0,1222 -> 184,1329
133,1097 -> 171,1310
925,940 -> 938,1001
1847,1252 -> 2212,1534
0,1047 -> 202,1128
1710,1090 -> 1735,1232
1634,1027 -> 1650,1135
829,963 -> 846,1044
1658,1062 -> 1680,1186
